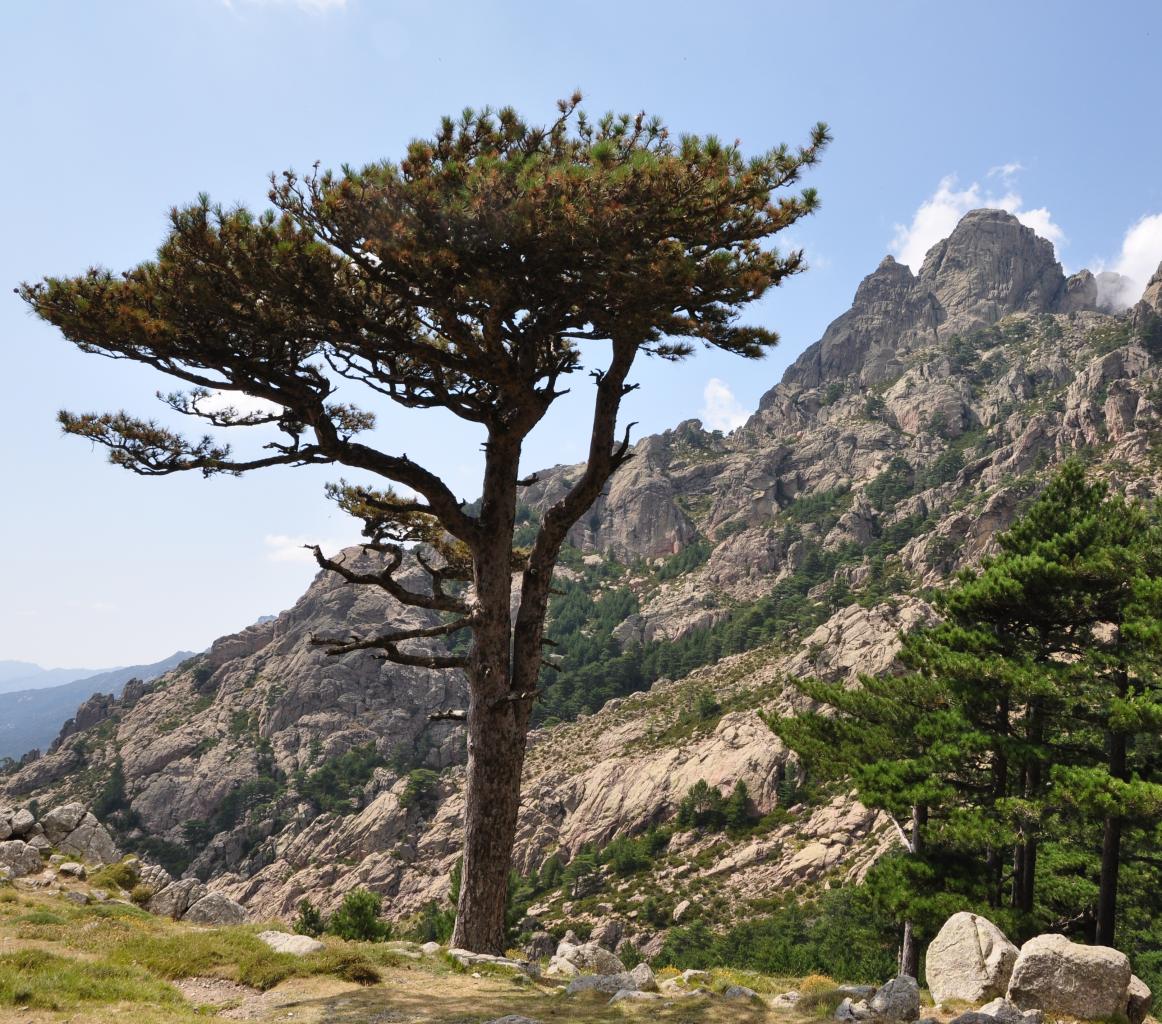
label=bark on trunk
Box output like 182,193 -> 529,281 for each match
1096,665 -> 1128,947
450,685 -> 531,953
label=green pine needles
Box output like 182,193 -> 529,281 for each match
774,460 -> 1162,990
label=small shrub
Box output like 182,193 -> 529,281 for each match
327,888 -> 391,942
89,860 -> 139,892
317,950 -> 381,985
129,885 -> 153,906
293,898 -> 325,938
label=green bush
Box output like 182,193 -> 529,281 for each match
327,888 -> 391,942
293,898 -> 325,938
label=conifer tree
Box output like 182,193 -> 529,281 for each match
775,462 -> 1162,962
20,96 -> 828,952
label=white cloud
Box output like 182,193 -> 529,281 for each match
1093,213 -> 1162,310
701,378 -> 749,432
890,173 -> 1066,272
199,390 -> 282,420
988,162 -> 1024,183
264,535 -> 352,564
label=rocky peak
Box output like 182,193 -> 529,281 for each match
919,208 -> 1066,335
776,209 -> 1074,398
1141,260 -> 1162,314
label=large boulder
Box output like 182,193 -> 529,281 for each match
548,939 -> 625,977
56,813 -> 118,866
926,912 -> 1019,1006
8,809 -> 36,839
258,930 -> 324,956
1126,975 -> 1152,1024
0,840 -> 42,877
869,975 -> 920,1022
183,892 -> 249,925
523,931 -> 556,961
566,973 -> 636,996
1006,934 -> 1131,1020
147,878 -> 208,919
40,803 -> 87,844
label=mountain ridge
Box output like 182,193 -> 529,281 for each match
4,208 -> 1161,949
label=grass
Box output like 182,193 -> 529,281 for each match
0,885 -> 982,1024
0,949 -> 184,1012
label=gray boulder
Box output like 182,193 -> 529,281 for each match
257,930 -> 324,955
523,930 -> 556,961
57,861 -> 86,879
0,840 -> 43,877
629,961 -> 657,992
41,803 -> 87,844
609,990 -> 662,1003
8,808 -> 35,838
566,972 -> 636,996
56,813 -> 118,866
148,878 -> 208,919
183,892 -> 248,925
869,975 -> 920,1022
1006,934 -> 1131,1020
927,912 -> 1019,1006
1126,975 -> 1152,1024
589,917 -> 624,950
724,984 -> 760,1001
977,998 -> 1024,1024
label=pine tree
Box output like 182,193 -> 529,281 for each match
20,96 -> 828,953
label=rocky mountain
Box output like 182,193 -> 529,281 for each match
4,208 -> 1161,949
0,651 -> 193,762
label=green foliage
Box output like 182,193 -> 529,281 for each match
326,888 -> 392,942
399,768 -> 440,815
655,885 -> 897,982
864,455 -> 914,512
1089,321 -> 1133,355
92,758 -> 130,821
676,779 -> 726,830
293,898 -> 325,938
295,742 -> 384,814
599,826 -> 671,877
776,461 -> 1162,976
656,537 -> 713,580
783,485 -> 852,530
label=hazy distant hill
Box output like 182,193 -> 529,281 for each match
0,662 -> 103,695
0,653 -> 193,761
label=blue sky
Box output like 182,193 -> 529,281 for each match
3,0 -> 1161,668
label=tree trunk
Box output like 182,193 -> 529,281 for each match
899,802 -> 926,979
450,435 -> 526,954
450,680 -> 531,952
1096,665 -> 1129,947
900,919 -> 917,979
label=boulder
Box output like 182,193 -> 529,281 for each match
0,840 -> 43,877
977,997 -> 1025,1023
629,961 -> 657,992
64,890 -> 89,905
8,809 -> 35,838
836,997 -> 875,1021
1006,934 -> 1131,1020
57,861 -> 86,879
609,990 -> 662,1003
148,878 -> 208,919
566,972 -> 636,995
420,941 -> 441,956
1126,975 -> 1152,1024
257,930 -> 325,956
56,813 -> 118,866
523,931 -> 556,960
40,803 -> 87,844
672,898 -> 692,922
869,975 -> 920,1022
724,984 -> 760,1001
183,892 -> 249,925
926,912 -> 1019,1006
551,940 -> 625,975
589,917 -> 624,950
484,1017 -> 543,1024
